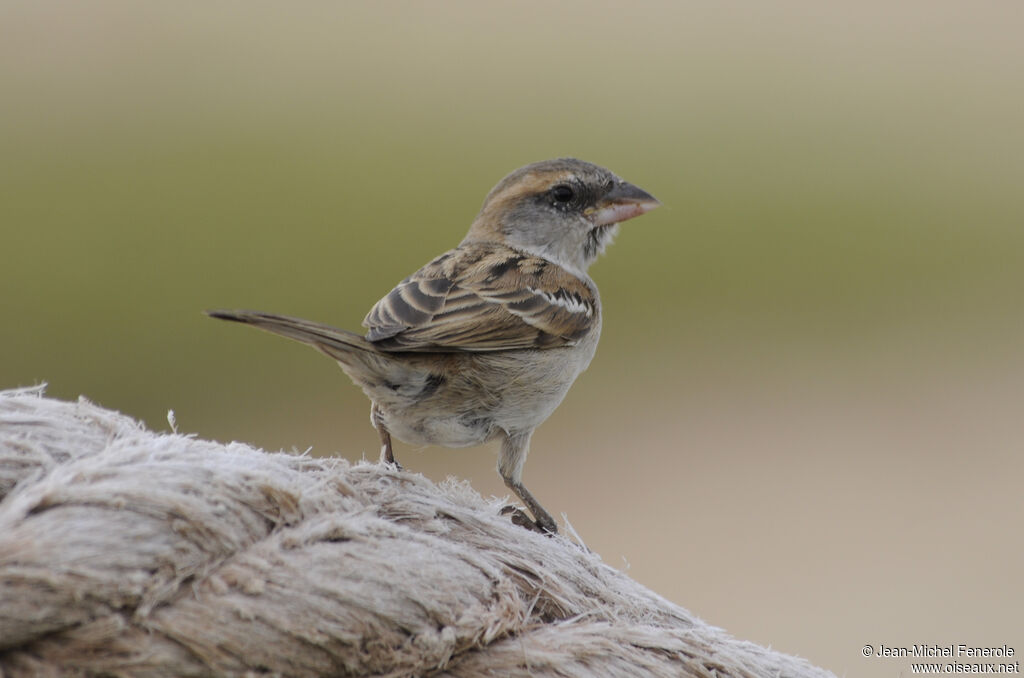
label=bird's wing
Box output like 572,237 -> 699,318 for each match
363,244 -> 597,352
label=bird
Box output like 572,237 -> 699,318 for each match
207,158 -> 660,533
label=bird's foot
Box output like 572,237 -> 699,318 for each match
500,505 -> 556,535
379,453 -> 403,471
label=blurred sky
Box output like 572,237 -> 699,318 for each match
2,2 -> 1022,676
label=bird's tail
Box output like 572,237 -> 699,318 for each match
206,309 -> 376,360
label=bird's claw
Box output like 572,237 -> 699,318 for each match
500,505 -> 553,534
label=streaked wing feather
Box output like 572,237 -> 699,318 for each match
363,244 -> 596,352
364,276 -> 453,341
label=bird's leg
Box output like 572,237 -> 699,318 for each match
371,403 -> 400,469
498,431 -> 557,534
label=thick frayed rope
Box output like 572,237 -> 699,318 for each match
0,386 -> 833,678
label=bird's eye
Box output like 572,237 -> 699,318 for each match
551,184 -> 575,203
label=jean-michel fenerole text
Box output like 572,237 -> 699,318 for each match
876,645 -> 1015,658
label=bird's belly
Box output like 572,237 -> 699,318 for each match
371,342 -> 598,448
384,414 -> 491,448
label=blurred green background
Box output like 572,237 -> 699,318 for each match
2,2 -> 1022,675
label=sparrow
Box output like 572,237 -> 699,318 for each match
208,158 -> 659,533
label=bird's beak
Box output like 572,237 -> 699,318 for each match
587,181 -> 661,227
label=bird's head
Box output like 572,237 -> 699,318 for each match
464,158 -> 660,274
